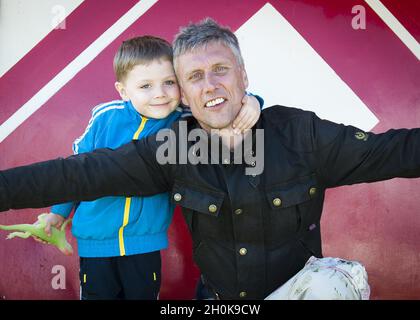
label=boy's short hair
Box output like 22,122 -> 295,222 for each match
113,36 -> 173,82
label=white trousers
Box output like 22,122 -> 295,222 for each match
265,256 -> 370,300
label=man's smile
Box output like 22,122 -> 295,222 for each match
204,97 -> 226,108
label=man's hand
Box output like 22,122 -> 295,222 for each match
232,94 -> 261,135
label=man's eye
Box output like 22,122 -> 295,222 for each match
214,66 -> 227,73
140,84 -> 151,89
189,73 -> 202,81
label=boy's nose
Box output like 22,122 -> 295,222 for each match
154,85 -> 167,98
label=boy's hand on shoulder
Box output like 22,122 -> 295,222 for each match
232,94 -> 261,134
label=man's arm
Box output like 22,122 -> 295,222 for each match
310,113 -> 420,187
0,136 -> 172,212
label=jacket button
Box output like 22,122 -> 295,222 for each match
234,208 -> 243,215
173,193 -> 182,202
208,204 -> 217,213
239,248 -> 247,256
309,187 -> 317,197
272,198 -> 282,207
239,291 -> 247,298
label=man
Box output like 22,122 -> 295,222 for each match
1,19 -> 420,299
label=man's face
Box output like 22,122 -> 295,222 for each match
175,42 -> 249,131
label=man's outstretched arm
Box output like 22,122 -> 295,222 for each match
0,136 -> 172,212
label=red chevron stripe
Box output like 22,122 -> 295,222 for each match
0,0 -> 139,124
381,0 -> 420,42
270,0 -> 420,130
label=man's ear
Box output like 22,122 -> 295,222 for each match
115,82 -> 128,100
242,68 -> 249,89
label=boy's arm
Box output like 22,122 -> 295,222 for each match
0,134 -> 172,212
50,111 -> 98,218
232,93 -> 264,134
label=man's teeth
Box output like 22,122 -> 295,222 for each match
205,98 -> 225,107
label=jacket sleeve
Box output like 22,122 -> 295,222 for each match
310,113 -> 420,188
0,134 -> 173,212
51,112 -> 98,218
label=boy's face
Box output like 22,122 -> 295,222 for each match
115,59 -> 180,119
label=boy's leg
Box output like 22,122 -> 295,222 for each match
79,257 -> 123,300
117,251 -> 161,300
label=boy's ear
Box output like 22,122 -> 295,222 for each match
115,82 -> 128,100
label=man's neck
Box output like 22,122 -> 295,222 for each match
216,127 -> 245,150
198,122 -> 244,150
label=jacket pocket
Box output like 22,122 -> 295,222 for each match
171,181 -> 225,217
265,173 -> 318,210
264,174 -> 319,247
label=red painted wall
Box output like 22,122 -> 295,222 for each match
0,0 -> 419,299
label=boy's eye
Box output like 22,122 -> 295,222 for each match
164,80 -> 176,86
140,84 -> 151,89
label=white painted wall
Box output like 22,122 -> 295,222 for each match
0,0 -> 84,77
237,3 -> 378,130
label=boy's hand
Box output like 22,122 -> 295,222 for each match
32,212 -> 65,243
232,94 -> 261,135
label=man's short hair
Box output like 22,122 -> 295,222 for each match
172,18 -> 244,71
113,36 -> 173,82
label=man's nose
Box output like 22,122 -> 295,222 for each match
203,73 -> 218,93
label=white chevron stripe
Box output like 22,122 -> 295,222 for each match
236,3 -> 379,131
0,0 -> 158,144
0,0 -> 84,78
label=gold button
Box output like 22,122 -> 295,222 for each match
272,198 -> 282,207
309,187 -> 317,197
208,204 -> 217,213
234,208 -> 243,215
239,291 -> 247,298
239,248 -> 247,256
173,193 -> 182,202
223,159 -> 230,164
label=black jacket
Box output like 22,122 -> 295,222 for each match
1,105 -> 420,299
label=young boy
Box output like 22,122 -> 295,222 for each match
39,36 -> 261,300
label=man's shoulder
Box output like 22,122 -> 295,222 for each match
261,105 -> 314,124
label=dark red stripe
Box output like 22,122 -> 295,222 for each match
0,0 -> 139,124
270,0 -> 420,130
381,0 -> 420,42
